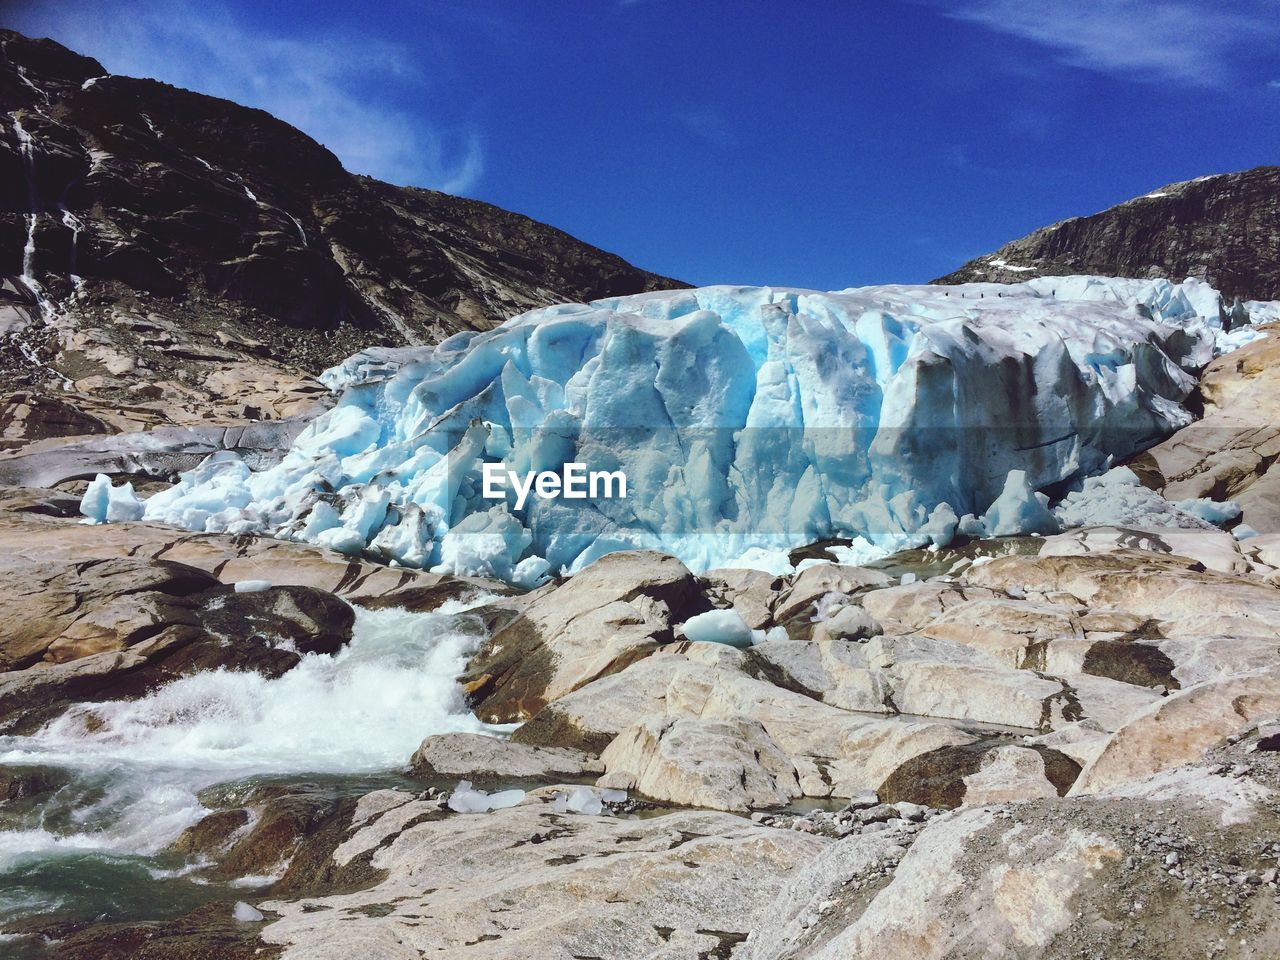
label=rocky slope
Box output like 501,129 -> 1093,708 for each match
0,29 -> 679,462
936,166 -> 1280,303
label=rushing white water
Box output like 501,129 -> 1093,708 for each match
11,115 -> 54,323
58,205 -> 85,287
0,600 -> 502,877
18,214 -> 40,301
13,117 -> 36,205
12,66 -> 47,103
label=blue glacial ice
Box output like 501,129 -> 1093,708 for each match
84,276 -> 1255,581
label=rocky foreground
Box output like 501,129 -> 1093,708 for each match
2,481 -> 1279,959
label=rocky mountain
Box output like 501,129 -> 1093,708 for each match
936,166 -> 1280,302
0,29 -> 680,455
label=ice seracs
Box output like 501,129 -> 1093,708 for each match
80,473 -> 143,523
84,277 -> 1272,581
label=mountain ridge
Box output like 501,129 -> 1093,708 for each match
1,28 -> 681,358
0,27 -> 682,454
935,166 -> 1280,302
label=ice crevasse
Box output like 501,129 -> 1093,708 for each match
87,277 -> 1253,583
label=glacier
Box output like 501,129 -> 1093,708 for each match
85,276 -> 1264,581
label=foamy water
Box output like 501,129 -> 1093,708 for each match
0,600 -> 501,887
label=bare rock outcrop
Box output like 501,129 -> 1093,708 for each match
1130,329 -> 1280,533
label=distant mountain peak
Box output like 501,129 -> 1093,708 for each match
935,166 -> 1280,302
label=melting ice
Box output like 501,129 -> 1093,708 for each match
87,277 -> 1269,581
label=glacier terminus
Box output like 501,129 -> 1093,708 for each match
81,275 -> 1272,584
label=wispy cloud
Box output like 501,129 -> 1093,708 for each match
674,106 -> 739,147
10,0 -> 483,192
931,0 -> 1280,87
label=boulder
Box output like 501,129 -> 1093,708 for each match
801,806 -> 1123,960
1071,668 -> 1280,794
703,566 -> 784,629
811,603 -> 883,642
772,563 -> 893,626
886,658 -> 1065,731
914,596 -> 1084,669
409,732 -> 601,780
1040,525 -> 1250,575
747,637 -> 893,713
876,742 -> 1080,809
515,649 -> 976,800
598,716 -> 801,811
0,497 -> 496,604
254,801 -> 827,960
0,553 -> 354,732
460,550 -> 712,723
1134,331 -> 1280,533
963,550 -> 1280,628
960,746 -> 1066,805
859,581 -> 1003,633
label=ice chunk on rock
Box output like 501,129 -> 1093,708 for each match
233,902 -> 264,923
566,787 -> 604,815
549,786 -> 609,815
982,470 -> 1059,537
1176,497 -> 1242,527
485,789 -> 526,811
681,609 -> 755,647
80,473 -> 144,524
447,780 -> 527,814
1054,467 -> 1240,531
233,580 -> 273,593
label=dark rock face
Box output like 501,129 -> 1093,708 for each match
0,29 -> 679,350
0,28 -> 682,465
935,166 -> 1280,302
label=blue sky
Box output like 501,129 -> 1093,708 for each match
8,0 -> 1279,288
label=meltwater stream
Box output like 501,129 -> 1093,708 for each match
0,599 -> 502,939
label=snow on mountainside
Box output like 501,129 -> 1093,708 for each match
936,166 -> 1280,303
83,275 -> 1274,582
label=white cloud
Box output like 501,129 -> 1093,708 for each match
933,0 -> 1280,87
10,0 -> 483,192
